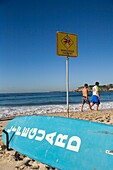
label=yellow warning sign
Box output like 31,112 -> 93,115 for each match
56,32 -> 78,57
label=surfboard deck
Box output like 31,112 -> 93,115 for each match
2,115 -> 113,170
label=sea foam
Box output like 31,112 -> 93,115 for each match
0,102 -> 113,119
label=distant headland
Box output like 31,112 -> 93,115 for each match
75,84 -> 113,92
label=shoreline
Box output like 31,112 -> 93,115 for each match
1,101 -> 113,119
1,109 -> 113,169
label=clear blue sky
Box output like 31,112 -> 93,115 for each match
0,0 -> 113,93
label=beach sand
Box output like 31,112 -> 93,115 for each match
1,109 -> 113,169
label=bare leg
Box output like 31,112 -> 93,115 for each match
96,105 -> 99,111
89,104 -> 92,111
81,105 -> 83,112
90,103 -> 94,110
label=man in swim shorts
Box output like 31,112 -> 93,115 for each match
91,82 -> 100,111
81,83 -> 92,112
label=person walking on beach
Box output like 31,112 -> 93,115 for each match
91,82 -> 100,111
81,83 -> 92,112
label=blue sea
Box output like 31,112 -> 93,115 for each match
0,91 -> 113,106
0,91 -> 113,117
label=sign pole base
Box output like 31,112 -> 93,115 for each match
67,108 -> 69,118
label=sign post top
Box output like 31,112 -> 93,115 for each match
56,32 -> 78,57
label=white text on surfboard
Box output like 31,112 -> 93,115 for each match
7,126 -> 81,152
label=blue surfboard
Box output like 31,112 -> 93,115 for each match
2,115 -> 113,170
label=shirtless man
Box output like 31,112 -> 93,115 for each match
81,83 -> 92,112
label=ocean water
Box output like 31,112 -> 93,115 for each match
0,91 -> 113,117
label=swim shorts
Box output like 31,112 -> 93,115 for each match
91,95 -> 100,105
82,96 -> 90,105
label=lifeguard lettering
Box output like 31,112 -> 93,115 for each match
7,126 -> 81,153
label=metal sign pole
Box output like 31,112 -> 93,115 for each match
56,32 -> 78,118
66,56 -> 69,117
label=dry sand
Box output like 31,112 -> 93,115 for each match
0,109 -> 113,170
